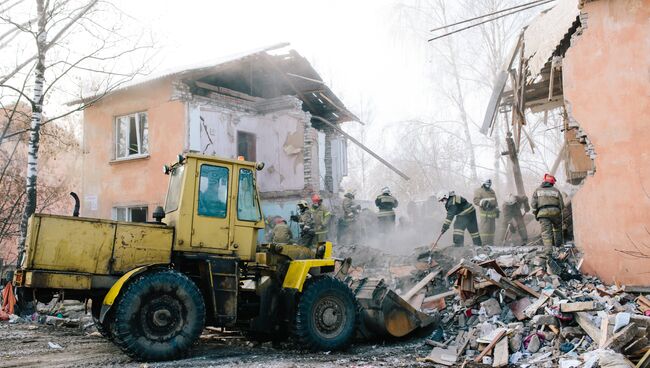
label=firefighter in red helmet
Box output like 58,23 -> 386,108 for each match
531,173 -> 564,258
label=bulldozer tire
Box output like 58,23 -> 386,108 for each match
111,269 -> 205,361
90,298 -> 112,340
294,276 -> 357,351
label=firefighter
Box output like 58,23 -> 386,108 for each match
436,190 -> 482,247
271,218 -> 292,243
496,193 -> 529,245
473,179 -> 499,246
531,173 -> 564,256
310,194 -> 331,243
340,191 -> 361,244
290,200 -> 314,247
375,187 -> 398,231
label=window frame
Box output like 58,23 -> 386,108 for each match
236,130 -> 256,162
112,206 -> 149,222
114,111 -> 149,160
197,164 -> 229,219
236,167 -> 262,222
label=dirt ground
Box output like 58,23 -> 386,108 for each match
0,323 -> 435,368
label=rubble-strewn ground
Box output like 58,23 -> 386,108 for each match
3,241 -> 650,367
0,323 -> 434,368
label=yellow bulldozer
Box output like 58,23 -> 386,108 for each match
13,153 -> 434,361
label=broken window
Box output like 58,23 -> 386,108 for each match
237,131 -> 256,161
115,112 -> 148,159
113,206 -> 148,222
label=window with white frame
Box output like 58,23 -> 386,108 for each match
115,112 -> 148,159
113,206 -> 148,222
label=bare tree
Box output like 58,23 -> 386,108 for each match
0,0 -> 153,264
392,0 -> 543,199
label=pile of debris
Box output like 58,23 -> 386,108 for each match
384,244 -> 650,367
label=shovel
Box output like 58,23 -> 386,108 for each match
426,232 -> 444,266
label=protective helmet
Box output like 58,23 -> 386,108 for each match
311,193 -> 322,204
297,200 -> 308,208
381,186 -> 391,195
543,173 -> 556,185
504,193 -> 517,205
483,178 -> 492,188
436,190 -> 450,202
274,217 -> 286,224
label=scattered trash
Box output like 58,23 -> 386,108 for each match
47,341 -> 63,349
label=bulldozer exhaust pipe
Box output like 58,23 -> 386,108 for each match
70,192 -> 80,217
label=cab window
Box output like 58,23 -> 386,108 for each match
198,165 -> 229,218
237,168 -> 261,222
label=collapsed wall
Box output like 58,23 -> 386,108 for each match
562,0 -> 650,285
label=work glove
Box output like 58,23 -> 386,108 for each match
441,224 -> 449,234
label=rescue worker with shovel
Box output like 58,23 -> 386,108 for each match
434,190 -> 482,248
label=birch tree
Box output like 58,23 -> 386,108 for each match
0,0 -> 153,264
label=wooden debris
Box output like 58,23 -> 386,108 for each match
574,312 -> 602,342
598,311 -> 610,348
492,336 -> 509,367
407,292 -> 426,310
474,329 -> 506,363
401,269 -> 440,301
603,323 -> 638,352
523,294 -> 550,318
560,301 -> 598,312
637,349 -> 650,368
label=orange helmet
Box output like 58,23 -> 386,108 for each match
311,193 -> 322,204
544,173 -> 556,185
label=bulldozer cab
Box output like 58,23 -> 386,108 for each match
163,153 -> 265,261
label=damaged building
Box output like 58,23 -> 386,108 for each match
483,0 -> 650,285
75,44 -> 356,231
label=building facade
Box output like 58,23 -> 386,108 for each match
79,45 -> 354,237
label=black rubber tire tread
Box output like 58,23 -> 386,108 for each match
111,269 -> 205,361
93,315 -> 112,339
293,276 -> 357,351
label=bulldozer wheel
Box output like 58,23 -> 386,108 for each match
90,298 -> 112,340
111,269 -> 205,361
294,276 -> 357,351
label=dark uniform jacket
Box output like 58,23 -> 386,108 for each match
375,194 -> 398,217
531,182 -> 564,218
442,195 -> 475,231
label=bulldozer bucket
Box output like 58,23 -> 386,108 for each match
350,278 -> 438,339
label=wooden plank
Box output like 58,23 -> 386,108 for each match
492,336 -> 509,367
401,270 -> 440,301
598,311 -> 610,348
637,348 -> 650,368
524,294 -> 549,319
422,289 -> 457,303
603,323 -> 638,352
474,330 -> 506,363
561,301 -> 598,313
408,292 -> 426,310
513,280 -> 540,298
574,312 -> 602,342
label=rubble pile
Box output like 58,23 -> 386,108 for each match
394,244 -> 650,367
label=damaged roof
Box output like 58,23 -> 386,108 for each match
524,0 -> 580,80
71,43 -> 358,124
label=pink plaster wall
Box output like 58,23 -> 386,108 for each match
563,0 -> 650,285
81,78 -> 185,219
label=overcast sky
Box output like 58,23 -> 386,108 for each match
114,0 -> 431,129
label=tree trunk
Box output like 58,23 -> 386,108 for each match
17,0 -> 46,266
